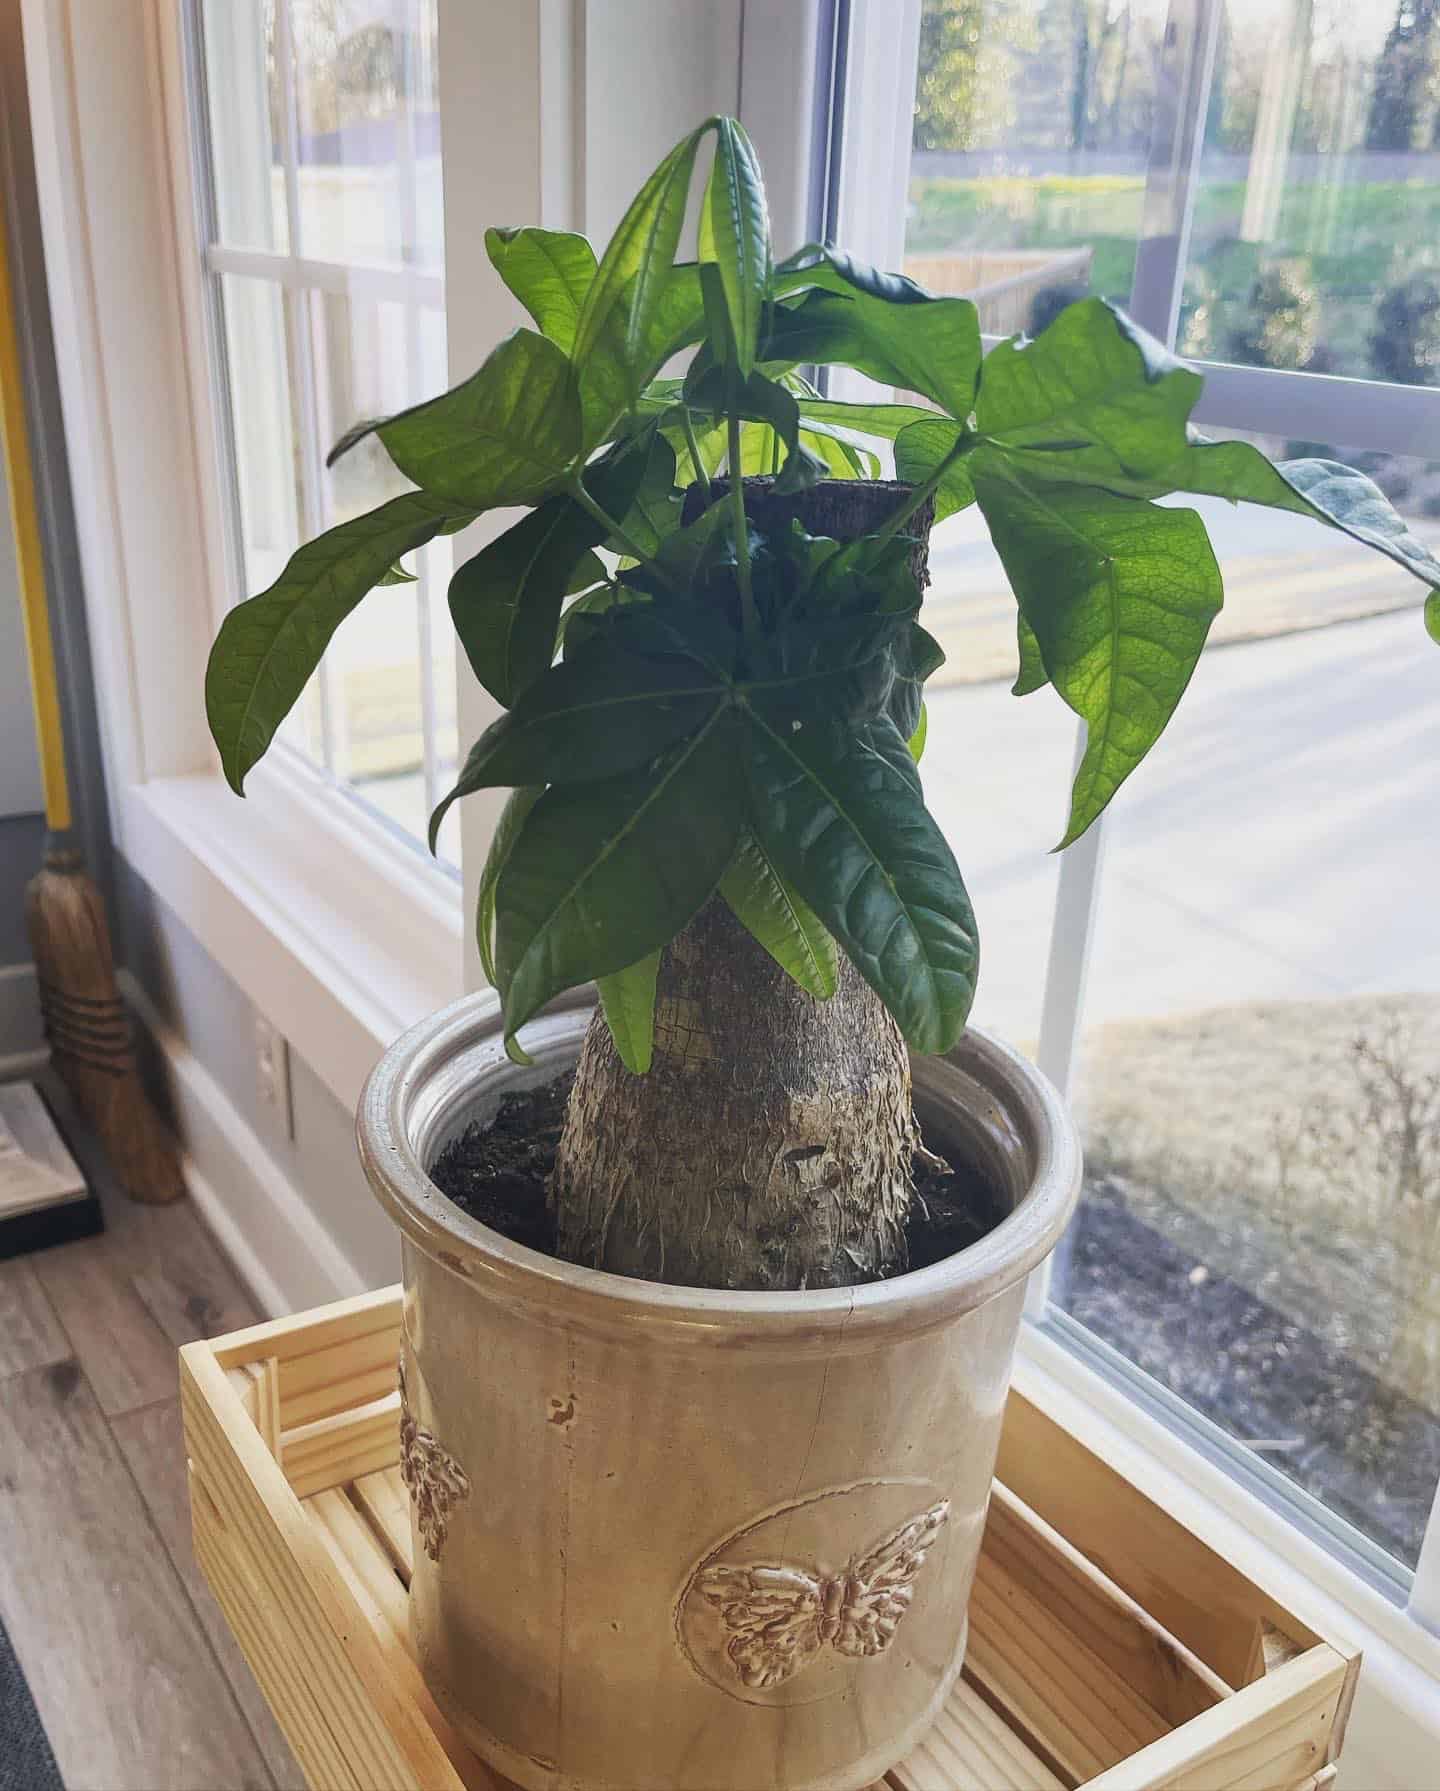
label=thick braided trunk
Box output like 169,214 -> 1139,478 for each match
549,479 -> 934,1291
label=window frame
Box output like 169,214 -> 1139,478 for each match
811,0 -> 1440,1773
187,0 -> 458,852
20,0 -> 462,1116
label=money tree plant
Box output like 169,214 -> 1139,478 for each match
207,117 -> 1440,1291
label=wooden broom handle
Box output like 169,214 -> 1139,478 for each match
0,184 -> 70,833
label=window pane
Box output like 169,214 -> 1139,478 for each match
218,273 -> 302,596
1183,2 -> 1440,380
908,0 -> 1172,331
291,0 -> 443,268
310,288 -> 430,838
201,0 -> 288,252
1051,445 -> 1440,1566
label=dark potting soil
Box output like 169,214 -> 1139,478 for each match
427,1069 -> 1007,1280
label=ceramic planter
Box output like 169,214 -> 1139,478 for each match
358,987 -> 1081,1791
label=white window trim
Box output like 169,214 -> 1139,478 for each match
20,0 -> 463,1115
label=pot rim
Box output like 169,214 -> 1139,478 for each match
357,986 -> 1082,1347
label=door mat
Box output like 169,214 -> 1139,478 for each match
0,1613 -> 64,1791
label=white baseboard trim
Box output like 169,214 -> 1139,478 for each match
120,971 -> 365,1318
0,1047 -> 49,1082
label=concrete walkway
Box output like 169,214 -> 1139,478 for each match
922,598 -> 1440,1048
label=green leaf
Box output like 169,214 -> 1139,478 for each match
376,561 -> 418,585
449,500 -> 595,707
608,433 -> 681,558
474,786 -> 542,984
699,119 -> 769,375
907,704 -> 928,762
894,418 -> 977,523
774,245 -> 941,308
795,398 -> 939,441
1168,449 -> 1440,596
762,287 -> 982,419
596,952 -> 661,1073
572,128 -> 704,387
1428,590 -> 1440,645
485,227 -> 597,354
718,833 -> 837,999
377,330 -> 580,509
796,417 -> 880,480
976,467 -> 1222,848
745,714 -> 978,1053
326,415 -> 388,468
429,639 -> 725,846
579,264 -> 707,448
495,712 -> 743,1059
1013,616 -> 1047,696
975,298 -> 1198,479
887,622 -> 944,742
446,446 -> 648,706
207,492 -> 468,795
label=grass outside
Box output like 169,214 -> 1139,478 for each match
908,174 -> 1440,381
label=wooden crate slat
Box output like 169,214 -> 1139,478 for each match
984,1484 -> 1232,1726
280,1391 -> 402,1499
1000,1380 -> 1334,1690
967,1548 -> 1171,1780
890,1678 -> 1066,1791
278,1324 -> 402,1430
191,1473 -> 365,1791
306,1488 -> 501,1790
211,1286 -> 403,1372
183,1289 -> 1359,1791
180,1340 -> 458,1791
1077,1647 -> 1348,1791
353,1464 -> 413,1580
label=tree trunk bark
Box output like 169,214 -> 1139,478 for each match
549,478 -> 935,1291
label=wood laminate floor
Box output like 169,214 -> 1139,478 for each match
0,1072 -> 305,1791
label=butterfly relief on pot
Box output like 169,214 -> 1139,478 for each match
695,1500 -> 951,1689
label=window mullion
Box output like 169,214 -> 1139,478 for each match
1026,0 -> 1221,1321
1126,0 -> 1223,346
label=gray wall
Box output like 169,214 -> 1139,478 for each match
117,858 -> 400,1296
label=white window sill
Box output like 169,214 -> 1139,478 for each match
119,763 -> 464,1114
1015,1321 -> 1440,1788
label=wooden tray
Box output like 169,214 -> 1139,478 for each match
181,1287 -> 1357,1791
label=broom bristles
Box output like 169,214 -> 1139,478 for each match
25,850 -> 185,1205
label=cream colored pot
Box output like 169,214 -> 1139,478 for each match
358,988 -> 1080,1791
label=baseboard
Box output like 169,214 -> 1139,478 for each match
120,971 -> 365,1318
0,962 -> 43,1062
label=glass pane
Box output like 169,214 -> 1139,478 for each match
908,0 -> 1172,330
216,273 -> 324,759
308,288 -> 426,835
425,533 -> 460,868
921,507 -> 1072,1049
1184,2 -> 1440,380
291,0 -> 444,268
1051,443 -> 1440,1566
201,0 -> 288,251
218,273 -> 302,595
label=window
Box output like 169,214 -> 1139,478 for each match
192,0 -> 458,862
834,0 -> 1440,1597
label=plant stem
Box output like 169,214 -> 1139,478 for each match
864,432 -> 976,564
680,408 -> 712,501
568,476 -> 661,576
727,406 -> 759,642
